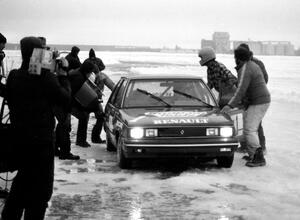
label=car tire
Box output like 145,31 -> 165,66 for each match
117,138 -> 131,169
216,154 -> 234,168
106,132 -> 116,152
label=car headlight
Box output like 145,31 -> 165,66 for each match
220,127 -> 233,137
130,127 -> 144,139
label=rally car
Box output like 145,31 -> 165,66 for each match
104,74 -> 241,169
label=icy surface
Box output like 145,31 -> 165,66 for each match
1,51 -> 300,219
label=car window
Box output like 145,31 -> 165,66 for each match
108,79 -> 124,105
123,79 -> 217,108
113,80 -> 127,108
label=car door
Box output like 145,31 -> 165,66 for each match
105,78 -> 127,146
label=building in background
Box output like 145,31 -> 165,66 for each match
212,32 -> 230,54
202,32 -> 295,56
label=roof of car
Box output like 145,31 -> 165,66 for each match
122,74 -> 203,80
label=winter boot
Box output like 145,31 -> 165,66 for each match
246,147 -> 266,167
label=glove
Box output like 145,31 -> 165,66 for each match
0,51 -> 5,62
56,57 -> 69,76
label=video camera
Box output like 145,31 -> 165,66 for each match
28,48 -> 68,76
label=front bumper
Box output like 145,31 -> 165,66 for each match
123,138 -> 238,159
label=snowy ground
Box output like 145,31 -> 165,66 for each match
40,100 -> 300,219
1,51 -> 300,219
1,98 -> 300,220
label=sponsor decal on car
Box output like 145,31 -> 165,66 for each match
145,111 -> 207,118
153,118 -> 208,124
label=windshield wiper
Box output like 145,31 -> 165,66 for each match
136,88 -> 172,107
173,89 -> 214,108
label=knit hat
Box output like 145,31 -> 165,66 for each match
234,47 -> 251,62
0,33 -> 6,44
71,46 -> 80,55
238,43 -> 253,57
89,48 -> 96,58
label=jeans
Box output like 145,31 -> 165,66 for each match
243,103 -> 270,157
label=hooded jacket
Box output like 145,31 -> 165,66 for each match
65,46 -> 81,71
6,37 -> 71,142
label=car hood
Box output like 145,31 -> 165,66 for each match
120,108 -> 232,127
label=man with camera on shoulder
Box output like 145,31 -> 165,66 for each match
1,36 -> 72,220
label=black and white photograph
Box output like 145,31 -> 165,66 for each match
0,0 -> 300,219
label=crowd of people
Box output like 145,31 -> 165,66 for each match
0,34 -> 115,219
0,32 -> 270,219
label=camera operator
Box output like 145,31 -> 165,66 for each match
1,36 -> 72,219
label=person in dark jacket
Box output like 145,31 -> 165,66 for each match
198,47 -> 237,108
237,43 -> 268,154
65,46 -> 81,71
55,60 -> 99,152
1,36 -> 71,219
83,48 -> 115,143
221,47 -> 271,167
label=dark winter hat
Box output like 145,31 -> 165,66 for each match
0,33 -> 7,44
238,43 -> 253,57
80,60 -> 96,75
89,48 -> 96,58
234,47 -> 251,62
20,36 -> 43,60
71,46 -> 80,54
238,43 -> 250,51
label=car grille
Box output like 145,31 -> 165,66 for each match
158,127 -> 206,137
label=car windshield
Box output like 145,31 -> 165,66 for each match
123,79 -> 217,108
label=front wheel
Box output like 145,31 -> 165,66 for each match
117,138 -> 131,169
216,154 -> 234,168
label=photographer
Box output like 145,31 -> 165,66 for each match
1,36 -> 71,219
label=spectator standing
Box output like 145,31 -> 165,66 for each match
65,46 -> 81,71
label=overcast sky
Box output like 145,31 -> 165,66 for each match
1,0 -> 300,48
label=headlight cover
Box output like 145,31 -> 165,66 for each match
220,127 -> 233,137
130,127 -> 144,139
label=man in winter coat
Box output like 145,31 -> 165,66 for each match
1,36 -> 71,219
221,47 -> 271,167
238,43 -> 268,154
65,46 -> 81,71
82,48 -> 115,143
198,47 -> 237,108
55,60 -> 99,154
